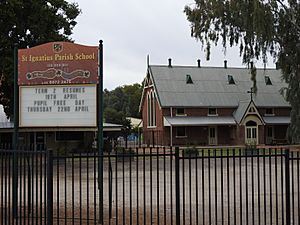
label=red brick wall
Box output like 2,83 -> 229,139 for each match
168,108 -> 235,117
258,107 -> 290,116
258,125 -> 265,145
274,125 -> 288,139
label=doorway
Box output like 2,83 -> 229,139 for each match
208,126 -> 217,145
245,121 -> 258,145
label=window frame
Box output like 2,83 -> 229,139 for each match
208,108 -> 218,116
265,108 -> 275,116
176,127 -> 187,138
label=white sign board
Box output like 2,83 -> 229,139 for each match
20,85 -> 97,127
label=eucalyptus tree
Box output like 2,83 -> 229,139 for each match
0,0 -> 80,118
185,0 -> 300,143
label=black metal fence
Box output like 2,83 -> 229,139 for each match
1,146 -> 300,224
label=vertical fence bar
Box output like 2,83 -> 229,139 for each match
47,150 -> 53,225
175,147 -> 180,225
297,151 -> 300,224
269,149 -> 273,225
227,148 -> 230,225
281,149 -> 284,225
136,147 -> 139,225
239,148 -> 242,225
257,148 -> 261,225
182,149 -> 185,225
195,149 -> 199,225
251,148 -> 255,225
291,151 -> 295,224
285,149 -> 291,225
157,147 -> 160,225
12,43 -> 19,220
170,147 -> 173,225
202,149 -> 205,225
163,147 -> 166,225
263,148 -> 266,225
98,39 -> 104,225
214,149 -> 217,225
275,149 -> 279,225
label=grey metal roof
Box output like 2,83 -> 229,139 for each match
164,116 -> 236,126
149,65 -> 289,108
263,116 -> 290,125
233,101 -> 250,124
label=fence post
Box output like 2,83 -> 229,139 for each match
12,150 -> 18,218
175,147 -> 180,225
285,149 -> 291,225
47,149 -> 53,225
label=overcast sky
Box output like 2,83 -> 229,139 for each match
68,0 -> 275,90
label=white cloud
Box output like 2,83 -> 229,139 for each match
68,0 -> 275,90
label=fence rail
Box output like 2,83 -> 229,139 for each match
1,146 -> 300,224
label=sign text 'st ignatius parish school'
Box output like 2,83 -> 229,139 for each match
18,42 -> 98,85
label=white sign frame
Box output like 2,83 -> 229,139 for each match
19,84 -> 97,127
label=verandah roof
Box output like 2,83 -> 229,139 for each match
164,116 -> 236,127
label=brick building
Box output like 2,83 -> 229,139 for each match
139,60 -> 290,146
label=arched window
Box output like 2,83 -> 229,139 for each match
152,91 -> 156,126
147,93 -> 152,126
147,91 -> 156,127
246,120 -> 257,126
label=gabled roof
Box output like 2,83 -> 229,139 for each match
233,100 -> 264,125
148,65 -> 289,108
233,101 -> 250,123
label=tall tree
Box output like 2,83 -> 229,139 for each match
185,0 -> 300,143
0,0 -> 80,118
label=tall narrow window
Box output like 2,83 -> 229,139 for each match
152,91 -> 156,126
147,91 -> 156,127
147,93 -> 151,126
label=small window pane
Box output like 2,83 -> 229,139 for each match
176,108 -> 185,115
266,108 -> 274,115
176,127 -> 186,137
208,108 -> 217,115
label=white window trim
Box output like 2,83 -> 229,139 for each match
208,108 -> 218,116
265,108 -> 275,116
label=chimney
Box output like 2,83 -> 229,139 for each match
197,59 -> 201,68
224,60 -> 227,69
168,58 -> 172,67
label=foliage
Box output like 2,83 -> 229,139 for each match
185,0 -> 300,143
0,0 -> 81,118
104,83 -> 143,119
184,146 -> 199,156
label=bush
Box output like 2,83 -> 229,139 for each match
184,146 -> 199,156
